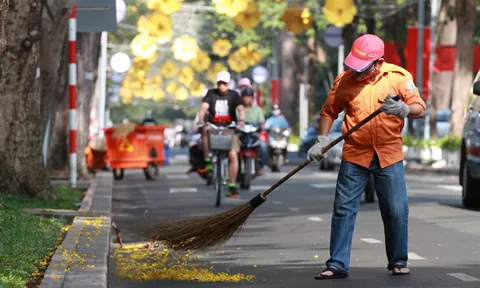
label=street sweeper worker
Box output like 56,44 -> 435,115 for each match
307,34 -> 426,280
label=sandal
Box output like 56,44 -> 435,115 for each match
314,266 -> 349,280
391,263 -> 410,276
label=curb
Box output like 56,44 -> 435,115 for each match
40,172 -> 113,288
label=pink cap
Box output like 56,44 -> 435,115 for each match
344,34 -> 384,72
238,77 -> 252,88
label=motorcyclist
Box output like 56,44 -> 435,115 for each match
141,110 -> 157,126
264,105 -> 290,163
197,71 -> 245,198
237,87 -> 266,175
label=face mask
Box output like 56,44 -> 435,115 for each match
354,61 -> 380,82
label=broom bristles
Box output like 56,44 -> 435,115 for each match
152,194 -> 266,251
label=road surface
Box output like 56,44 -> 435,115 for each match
108,154 -> 480,288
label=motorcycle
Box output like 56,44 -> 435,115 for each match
237,123 -> 261,189
267,127 -> 290,172
298,122 -> 318,156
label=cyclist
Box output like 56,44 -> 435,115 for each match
197,71 -> 245,198
237,87 -> 266,175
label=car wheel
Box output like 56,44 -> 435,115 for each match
462,161 -> 480,208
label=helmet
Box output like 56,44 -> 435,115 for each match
241,88 -> 254,97
238,77 -> 252,88
272,104 -> 281,116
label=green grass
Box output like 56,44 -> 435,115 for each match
0,185 -> 82,287
0,185 -> 82,211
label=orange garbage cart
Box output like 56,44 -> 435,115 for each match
104,125 -> 168,180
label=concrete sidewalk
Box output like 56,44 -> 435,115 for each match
40,172 -> 113,288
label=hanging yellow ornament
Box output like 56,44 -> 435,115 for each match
175,87 -> 189,101
172,35 -> 199,62
206,63 -> 228,83
122,96 -> 133,104
166,81 -> 178,94
137,12 -> 173,45
189,81 -> 206,97
153,89 -> 166,101
189,51 -> 211,72
281,3 -> 312,35
131,34 -> 158,60
213,0 -> 250,18
228,50 -> 249,73
233,2 -> 261,29
322,0 -> 357,27
147,0 -> 183,15
212,39 -> 232,57
178,66 -> 195,85
160,60 -> 178,79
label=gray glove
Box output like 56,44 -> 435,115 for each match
381,94 -> 410,119
307,135 -> 330,163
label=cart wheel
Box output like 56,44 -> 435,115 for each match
144,163 -> 159,180
113,169 -> 124,180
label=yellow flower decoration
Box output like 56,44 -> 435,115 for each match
228,51 -> 249,73
233,2 -> 261,29
153,89 -> 166,101
178,66 -> 195,85
137,13 -> 173,45
213,0 -> 250,18
189,51 -> 211,72
131,34 -> 158,60
119,87 -> 133,99
142,85 -> 154,99
322,0 -> 357,27
281,3 -> 312,35
189,81 -> 206,97
172,35 -> 199,62
148,75 -> 163,86
212,39 -> 232,57
160,60 -> 178,79
206,63 -> 228,83
147,0 -> 183,15
122,96 -> 133,104
175,87 -> 189,101
166,81 -> 178,94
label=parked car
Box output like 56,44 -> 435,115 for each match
318,113 -> 344,171
460,80 -> 480,208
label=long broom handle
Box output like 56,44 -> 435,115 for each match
261,94 -> 401,198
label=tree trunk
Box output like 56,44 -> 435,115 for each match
0,0 -> 53,199
430,0 -> 457,138
450,0 -> 476,137
47,44 -> 69,177
76,33 -> 101,179
280,31 -> 300,132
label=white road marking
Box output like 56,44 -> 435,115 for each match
310,183 -> 337,189
437,185 -> 462,192
361,238 -> 383,244
408,252 -> 426,260
167,175 -> 189,180
446,273 -> 480,282
272,201 -> 282,205
288,207 -> 300,212
307,216 -> 323,222
169,188 -> 198,194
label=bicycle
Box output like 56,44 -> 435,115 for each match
198,122 -> 237,207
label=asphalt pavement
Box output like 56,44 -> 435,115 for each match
108,153 -> 480,288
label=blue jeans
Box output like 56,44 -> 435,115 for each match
259,141 -> 267,168
326,154 -> 408,273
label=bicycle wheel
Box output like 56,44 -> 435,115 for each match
215,156 -> 223,208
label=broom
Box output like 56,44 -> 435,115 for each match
153,95 -> 401,251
